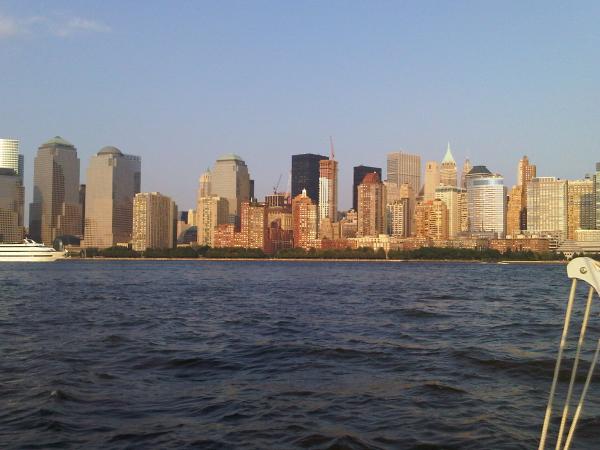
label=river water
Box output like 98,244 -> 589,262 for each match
1,260 -> 599,449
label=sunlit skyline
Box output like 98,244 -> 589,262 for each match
2,1 -> 600,211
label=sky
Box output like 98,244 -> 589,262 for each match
1,1 -> 600,212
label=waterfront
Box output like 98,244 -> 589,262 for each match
1,261 -> 599,449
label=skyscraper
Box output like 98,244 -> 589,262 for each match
518,156 -> 537,187
0,138 -> 23,181
415,200 -> 448,240
0,169 -> 24,242
196,196 -> 228,247
465,166 -> 506,237
386,199 -> 409,237
318,158 -> 338,222
0,138 -> 24,242
291,153 -> 328,203
198,169 -> 212,198
84,146 -> 141,248
423,161 -> 440,201
506,185 -> 523,237
440,143 -> 457,187
132,192 -> 177,251
461,159 -> 472,189
211,153 -> 251,225
517,155 -> 536,231
567,179 -> 595,239
353,165 -> 382,211
292,189 -> 318,249
387,151 -> 421,196
30,136 -> 82,244
357,172 -> 386,237
527,177 -> 567,240
435,185 -> 465,239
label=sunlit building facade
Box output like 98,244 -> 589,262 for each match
387,151 -> 421,196
527,177 -> 567,240
196,196 -> 228,247
567,178 -> 595,239
84,146 -> 141,248
132,192 -> 177,251
423,161 -> 440,201
465,166 -> 506,237
318,158 -> 338,222
211,154 -> 251,225
30,136 -> 82,244
292,189 -> 318,249
440,143 -> 457,187
435,185 -> 464,238
357,172 -> 386,237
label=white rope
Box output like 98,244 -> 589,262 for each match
563,337 -> 600,450
539,278 -> 578,450
555,286 -> 594,450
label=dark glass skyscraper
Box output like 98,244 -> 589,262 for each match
353,165 -> 382,211
291,153 -> 328,202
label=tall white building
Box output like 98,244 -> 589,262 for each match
387,151 -> 421,196
465,166 -> 506,237
527,177 -> 568,240
196,196 -> 229,247
210,154 -> 251,225
84,146 -> 141,248
318,159 -> 338,222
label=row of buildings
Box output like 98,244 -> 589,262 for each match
1,136 -> 599,256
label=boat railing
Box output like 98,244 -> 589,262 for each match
539,257 -> 600,450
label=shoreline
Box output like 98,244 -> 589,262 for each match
65,257 -> 567,264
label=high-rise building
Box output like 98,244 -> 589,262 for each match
357,172 -> 386,237
196,196 -> 228,247
83,146 -> 141,248
240,201 -> 270,252
506,185 -> 523,237
386,199 -> 409,237
198,169 -> 212,198
440,143 -> 457,187
353,165 -> 382,211
0,139 -> 23,181
398,183 -> 416,236
0,138 -> 24,242
387,151 -> 421,195
211,154 -> 251,225
459,190 -> 469,233
292,189 -> 318,249
465,166 -> 506,237
132,192 -> 177,251
0,169 -> 24,242
567,179 -> 595,239
527,177 -> 567,240
265,193 -> 287,208
30,136 -> 82,244
423,161 -> 440,201
318,159 -> 338,222
414,200 -> 448,240
461,159 -> 472,189
517,156 -> 536,231
435,186 -> 465,238
291,153 -> 328,203
518,156 -> 537,187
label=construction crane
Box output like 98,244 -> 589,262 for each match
273,174 -> 282,194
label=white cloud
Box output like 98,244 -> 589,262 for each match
0,12 -> 111,39
0,14 -> 19,38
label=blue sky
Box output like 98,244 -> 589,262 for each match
1,1 -> 599,211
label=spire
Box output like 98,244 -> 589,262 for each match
442,142 -> 455,164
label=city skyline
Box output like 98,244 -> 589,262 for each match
2,2 -> 600,212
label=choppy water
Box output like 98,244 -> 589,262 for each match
1,261 -> 600,449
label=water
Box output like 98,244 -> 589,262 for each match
1,261 -> 600,449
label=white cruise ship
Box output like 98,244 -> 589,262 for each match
0,239 -> 67,262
